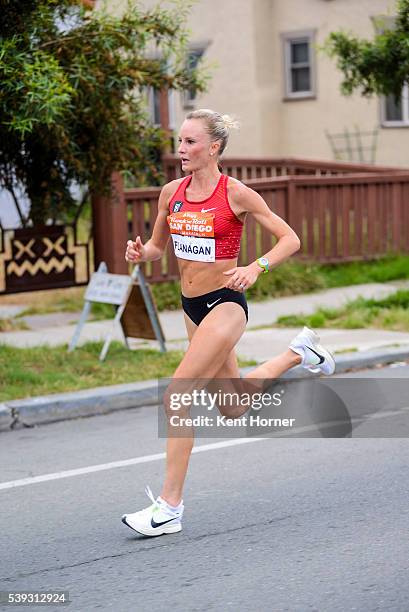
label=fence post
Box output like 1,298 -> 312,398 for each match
286,177 -> 298,235
91,172 -> 128,274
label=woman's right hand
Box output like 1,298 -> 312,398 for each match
125,236 -> 146,263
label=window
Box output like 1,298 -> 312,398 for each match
147,88 -> 175,130
281,30 -> 317,99
371,15 -> 409,127
148,88 -> 161,127
183,47 -> 205,108
381,84 -> 409,127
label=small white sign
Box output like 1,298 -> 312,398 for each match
84,272 -> 132,305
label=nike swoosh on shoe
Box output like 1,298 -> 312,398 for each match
306,346 -> 325,364
151,517 -> 179,528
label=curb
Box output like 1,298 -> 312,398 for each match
1,346 -> 409,432
1,380 -> 159,432
0,405 -> 13,430
331,346 -> 409,372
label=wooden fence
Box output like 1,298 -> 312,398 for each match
246,173 -> 409,263
124,170 -> 409,282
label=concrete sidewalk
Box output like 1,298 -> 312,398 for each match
1,281 -> 409,431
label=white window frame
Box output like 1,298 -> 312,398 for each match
183,44 -> 208,109
281,29 -> 317,100
380,84 -> 409,128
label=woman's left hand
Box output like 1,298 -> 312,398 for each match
223,263 -> 261,292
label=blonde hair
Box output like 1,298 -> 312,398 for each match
185,109 -> 239,155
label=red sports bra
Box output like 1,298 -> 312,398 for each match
167,174 -> 243,262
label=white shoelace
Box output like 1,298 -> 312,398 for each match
145,484 -> 156,505
144,484 -> 183,517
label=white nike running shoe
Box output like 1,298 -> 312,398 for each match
289,326 -> 335,375
121,486 -> 183,537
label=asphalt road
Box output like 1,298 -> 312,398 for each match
1,365 -> 409,612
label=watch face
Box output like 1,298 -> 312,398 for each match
259,257 -> 269,266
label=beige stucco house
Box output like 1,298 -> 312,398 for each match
104,0 -> 408,167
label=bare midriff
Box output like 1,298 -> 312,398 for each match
178,258 -> 238,297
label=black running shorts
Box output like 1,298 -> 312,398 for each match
181,287 -> 248,326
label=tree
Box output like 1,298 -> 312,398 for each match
0,0 -> 207,225
324,0 -> 409,100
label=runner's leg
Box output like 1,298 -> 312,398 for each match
160,303 -> 247,505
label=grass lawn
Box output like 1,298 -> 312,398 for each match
276,289 -> 409,332
0,342 -> 185,402
0,342 -> 257,402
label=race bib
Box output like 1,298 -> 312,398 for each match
167,211 -> 215,262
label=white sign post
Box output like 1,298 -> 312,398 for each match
84,266 -> 134,306
68,262 -> 165,361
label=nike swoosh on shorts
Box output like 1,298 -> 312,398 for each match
207,298 -> 222,308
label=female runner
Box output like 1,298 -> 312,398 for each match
122,109 -> 335,537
